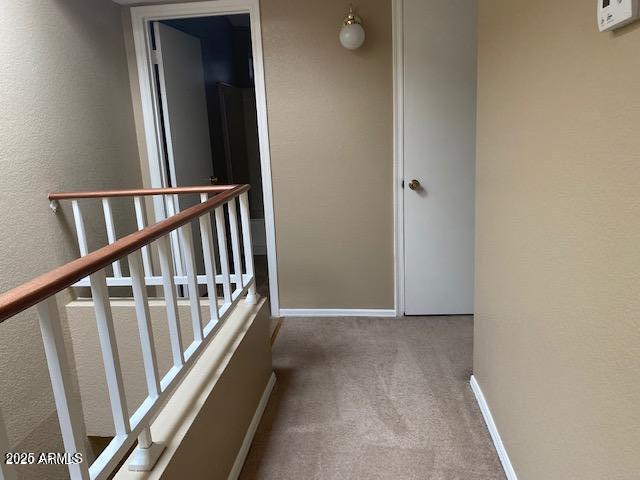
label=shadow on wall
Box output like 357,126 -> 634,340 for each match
612,15 -> 640,36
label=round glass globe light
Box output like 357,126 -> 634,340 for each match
339,23 -> 365,50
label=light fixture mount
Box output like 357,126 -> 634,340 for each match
340,4 -> 365,50
343,5 -> 362,26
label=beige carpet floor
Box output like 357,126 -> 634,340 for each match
240,316 -> 505,480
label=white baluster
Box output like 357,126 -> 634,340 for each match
215,206 -> 232,306
102,198 -> 123,277
179,223 -> 203,343
227,199 -> 244,294
89,269 -> 130,436
134,197 -> 153,277
199,194 -> 219,328
165,195 -> 184,278
239,192 -> 257,304
36,297 -> 90,480
128,425 -> 164,472
157,235 -> 184,368
128,250 -> 160,398
71,200 -> 89,257
126,252 -> 165,473
138,426 -> 153,449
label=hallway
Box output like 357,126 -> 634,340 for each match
240,317 -> 505,479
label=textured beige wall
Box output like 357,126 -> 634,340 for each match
261,0 -> 394,309
0,0 -> 141,477
474,1 -> 640,479
123,0 -> 394,309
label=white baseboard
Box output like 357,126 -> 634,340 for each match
278,309 -> 397,318
470,375 -> 518,480
228,372 -> 276,480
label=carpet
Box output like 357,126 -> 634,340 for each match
240,316 -> 505,480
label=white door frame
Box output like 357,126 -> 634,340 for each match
392,0 -> 405,316
392,0 -> 477,316
130,0 -> 280,316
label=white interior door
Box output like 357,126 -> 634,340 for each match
154,21 -> 213,274
403,0 -> 477,315
154,21 -> 213,204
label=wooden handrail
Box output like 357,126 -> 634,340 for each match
48,185 -> 240,200
0,184 -> 250,323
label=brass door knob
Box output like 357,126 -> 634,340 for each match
409,179 -> 421,191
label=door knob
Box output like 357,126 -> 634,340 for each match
408,179 -> 421,191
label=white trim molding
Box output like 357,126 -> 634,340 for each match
470,375 -> 518,480
392,0 -> 405,317
130,0 -> 280,317
228,372 -> 276,480
279,309 -> 397,318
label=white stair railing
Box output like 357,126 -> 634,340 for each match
0,184 -> 256,480
55,186 -> 255,293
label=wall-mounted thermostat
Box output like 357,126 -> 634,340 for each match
598,0 -> 639,31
